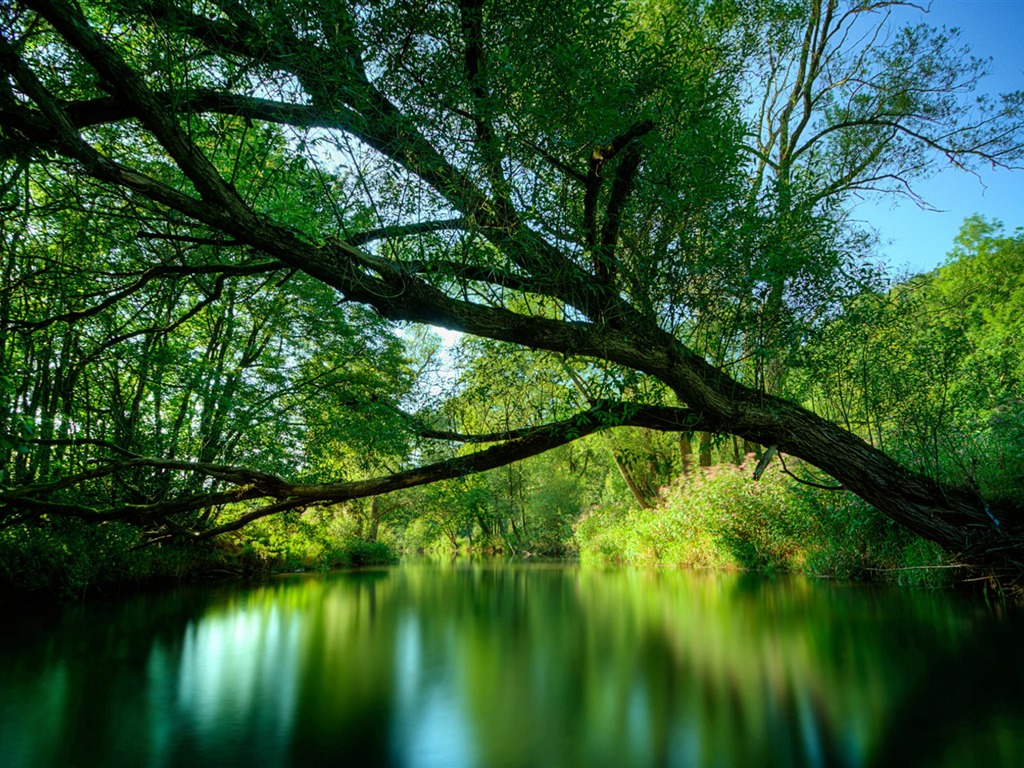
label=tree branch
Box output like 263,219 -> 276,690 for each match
778,452 -> 844,491
458,0 -> 511,201
596,143 -> 642,288
11,261 -> 282,332
417,401 -> 703,443
584,120 -> 653,269
27,0 -> 248,213
3,401 -> 703,540
344,218 -> 469,247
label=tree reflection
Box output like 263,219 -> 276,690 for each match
1,564 -> 1021,767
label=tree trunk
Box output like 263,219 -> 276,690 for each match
612,450 -> 653,509
699,432 -> 713,468
679,434 -> 692,477
678,382 -> 1023,581
367,496 -> 381,542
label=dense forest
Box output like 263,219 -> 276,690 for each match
1,0 -> 1023,598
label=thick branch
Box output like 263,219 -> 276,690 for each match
418,402 -> 703,443
27,0 -> 247,212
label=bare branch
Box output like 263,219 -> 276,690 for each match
778,452 -> 844,491
518,139 -> 588,184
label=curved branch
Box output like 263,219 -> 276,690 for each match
778,452 -> 844,491
183,400 -> 702,540
11,260 -> 282,331
418,401 -> 703,443
4,401 -> 702,540
344,218 -> 469,247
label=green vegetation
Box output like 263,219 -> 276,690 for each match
379,217 -> 1024,588
0,512 -> 397,600
576,461 -> 953,586
577,217 -> 1024,585
1,1 -> 1023,599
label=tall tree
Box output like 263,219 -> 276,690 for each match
1,1 -> 1023,578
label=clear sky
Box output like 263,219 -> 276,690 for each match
855,0 -> 1024,276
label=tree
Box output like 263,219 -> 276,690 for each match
1,1 -> 1023,579
800,216 -> 1024,499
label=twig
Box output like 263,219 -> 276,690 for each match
865,564 -> 970,571
779,452 -> 844,491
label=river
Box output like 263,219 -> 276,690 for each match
1,560 -> 1022,767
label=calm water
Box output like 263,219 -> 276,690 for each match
2,561 -> 1023,768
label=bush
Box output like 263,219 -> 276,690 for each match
0,506 -> 398,603
400,516 -> 443,551
576,460 -> 955,586
239,506 -> 398,571
0,519 -> 227,601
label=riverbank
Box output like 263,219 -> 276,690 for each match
0,461 -> 986,605
0,518 -> 396,604
574,462 -> 961,589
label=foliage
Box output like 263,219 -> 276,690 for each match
798,217 -> 1024,501
576,460 -> 954,587
0,508 -> 397,601
577,219 -> 1024,587
0,519 -> 222,600
391,441 -> 601,556
237,505 -> 398,571
0,0 -> 1023,590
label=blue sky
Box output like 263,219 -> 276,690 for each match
855,0 -> 1024,276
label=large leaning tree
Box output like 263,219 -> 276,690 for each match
2,1 -> 1023,576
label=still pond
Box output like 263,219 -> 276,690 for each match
2,560 -> 1023,767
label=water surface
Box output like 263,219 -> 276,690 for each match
2,561 -> 1022,767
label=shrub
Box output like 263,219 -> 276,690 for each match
576,460 -> 954,586
0,506 -> 398,603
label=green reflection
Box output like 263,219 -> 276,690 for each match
0,563 -> 1021,767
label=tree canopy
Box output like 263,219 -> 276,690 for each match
2,1 -> 1023,579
